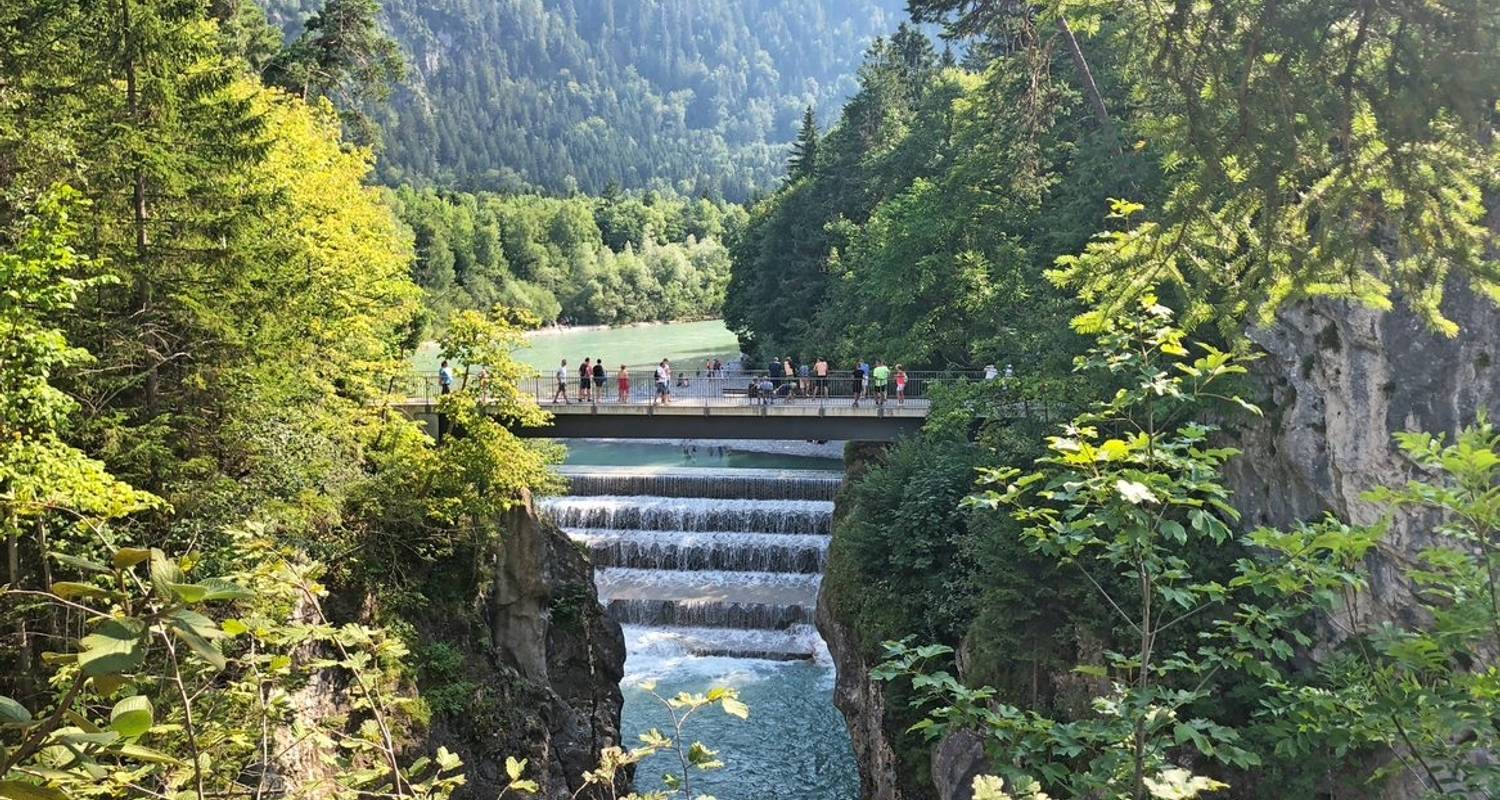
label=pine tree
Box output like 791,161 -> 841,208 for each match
787,106 -> 820,181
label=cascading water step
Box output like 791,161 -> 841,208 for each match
622,624 -> 823,661
558,465 -> 842,501
596,567 -> 821,629
568,528 -> 829,573
541,496 -> 833,535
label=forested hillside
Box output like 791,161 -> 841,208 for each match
392,187 -> 746,325
261,0 -> 912,199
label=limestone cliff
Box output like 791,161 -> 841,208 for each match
419,494 -> 626,799
275,492 -> 626,800
818,441 -> 933,800
1224,284 -> 1500,625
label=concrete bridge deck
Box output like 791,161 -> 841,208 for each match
397,395 -> 930,440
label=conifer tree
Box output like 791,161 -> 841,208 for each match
788,106 -> 820,181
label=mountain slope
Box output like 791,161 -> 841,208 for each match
262,0 -> 911,199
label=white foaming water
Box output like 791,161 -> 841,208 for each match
558,465 -> 842,501
569,528 -> 829,572
560,440 -> 856,799
541,495 -> 834,534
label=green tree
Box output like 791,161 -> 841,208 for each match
267,0 -> 405,143
788,106 -> 820,181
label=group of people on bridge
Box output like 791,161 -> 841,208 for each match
749,356 -> 906,407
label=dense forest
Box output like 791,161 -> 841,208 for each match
260,0 -> 913,199
727,3 -> 1500,799
5,0 -> 1500,798
391,187 -> 746,326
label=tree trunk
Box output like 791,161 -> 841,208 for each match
123,0 -> 157,415
1055,16 -> 1117,144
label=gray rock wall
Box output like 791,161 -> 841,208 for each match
1224,284 -> 1499,624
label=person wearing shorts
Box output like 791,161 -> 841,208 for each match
552,358 -> 570,403
579,358 -> 593,402
872,360 -> 890,406
654,359 -> 672,405
617,364 -> 631,402
894,365 -> 907,405
592,357 -> 606,400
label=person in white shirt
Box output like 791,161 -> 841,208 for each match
552,358 -> 571,403
654,359 -> 672,405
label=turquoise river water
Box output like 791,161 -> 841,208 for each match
554,439 -> 857,799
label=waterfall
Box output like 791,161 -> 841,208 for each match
559,466 -> 842,501
539,496 -> 833,535
543,465 -> 839,660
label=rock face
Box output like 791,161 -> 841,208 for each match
817,584 -> 907,800
1224,284 -> 1500,623
276,492 -> 626,800
425,493 -> 627,800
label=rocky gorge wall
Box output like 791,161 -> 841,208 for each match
1224,283 -> 1500,622
276,492 -> 626,799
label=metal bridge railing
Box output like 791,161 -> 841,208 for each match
406,368 -> 1069,416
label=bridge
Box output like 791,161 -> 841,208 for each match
397,370 -> 948,441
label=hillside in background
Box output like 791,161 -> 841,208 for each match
261,0 -> 912,199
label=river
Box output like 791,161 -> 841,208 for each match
545,439 -> 858,799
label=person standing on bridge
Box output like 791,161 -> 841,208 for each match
654,359 -> 672,405
814,356 -> 829,397
768,356 -> 783,390
872,360 -> 890,406
851,361 -> 865,407
895,365 -> 907,406
592,358 -> 606,403
617,364 -> 630,402
553,358 -> 570,404
579,358 -> 593,403
438,360 -> 454,395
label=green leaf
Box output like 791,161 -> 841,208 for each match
506,756 -> 525,781
109,695 -> 153,738
165,583 -> 208,604
168,619 -> 226,671
0,780 -> 69,800
116,743 -> 187,766
55,728 -> 119,747
50,553 -> 108,574
111,548 -> 151,570
197,578 -> 253,602
149,550 -> 184,599
49,582 -> 111,601
0,696 -> 32,724
720,697 -> 749,720
78,618 -> 146,677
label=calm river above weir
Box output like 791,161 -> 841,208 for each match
551,439 -> 857,799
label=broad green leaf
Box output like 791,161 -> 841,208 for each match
55,728 -> 120,747
0,780 -> 69,800
50,553 -> 108,574
148,550 -> 184,600
168,620 -> 226,671
109,695 -> 153,738
111,548 -> 151,570
116,743 -> 187,766
165,583 -> 208,604
49,582 -> 111,601
198,578 -> 253,602
0,696 -> 32,724
720,697 -> 748,720
77,618 -> 146,677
